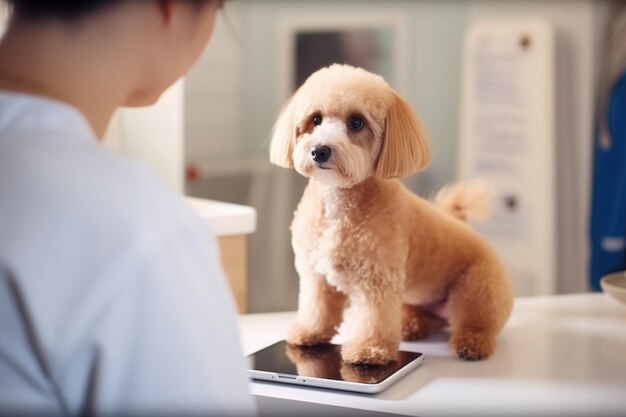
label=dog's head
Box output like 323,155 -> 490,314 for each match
269,64 -> 431,188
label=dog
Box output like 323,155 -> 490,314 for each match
269,64 -> 513,365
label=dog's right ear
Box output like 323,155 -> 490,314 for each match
269,96 -> 298,168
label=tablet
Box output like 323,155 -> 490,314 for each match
246,341 -> 425,394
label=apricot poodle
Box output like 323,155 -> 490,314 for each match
270,64 -> 513,365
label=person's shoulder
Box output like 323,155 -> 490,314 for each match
0,129 -> 205,259
73,144 -> 202,244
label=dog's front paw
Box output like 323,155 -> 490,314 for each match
341,342 -> 397,365
287,323 -> 334,346
450,330 -> 497,360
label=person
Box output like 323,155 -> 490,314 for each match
0,1 -> 256,415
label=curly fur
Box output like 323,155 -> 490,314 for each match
270,64 -> 513,364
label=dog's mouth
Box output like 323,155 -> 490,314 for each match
316,163 -> 332,170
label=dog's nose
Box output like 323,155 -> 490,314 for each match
311,145 -> 331,163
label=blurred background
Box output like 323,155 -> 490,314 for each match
1,0 -> 620,313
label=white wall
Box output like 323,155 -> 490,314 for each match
104,81 -> 185,192
184,11 -> 244,165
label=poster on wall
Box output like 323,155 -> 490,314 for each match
458,19 -> 556,296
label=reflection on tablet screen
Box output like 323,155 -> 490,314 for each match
249,341 -> 423,384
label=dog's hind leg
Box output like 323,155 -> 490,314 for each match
287,265 -> 346,346
447,261 -> 513,360
401,304 -> 447,341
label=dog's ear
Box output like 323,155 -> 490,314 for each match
269,95 -> 298,168
375,92 -> 431,178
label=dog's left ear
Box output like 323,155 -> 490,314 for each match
375,92 -> 431,178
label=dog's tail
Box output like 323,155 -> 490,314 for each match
434,179 -> 494,222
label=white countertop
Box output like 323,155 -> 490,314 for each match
239,293 -> 626,416
185,196 -> 256,237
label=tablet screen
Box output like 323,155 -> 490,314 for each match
248,341 -> 423,385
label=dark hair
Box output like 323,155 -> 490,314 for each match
6,0 -> 123,20
6,0 -> 214,21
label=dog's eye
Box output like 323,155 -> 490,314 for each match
348,116 -> 364,131
312,114 -> 322,126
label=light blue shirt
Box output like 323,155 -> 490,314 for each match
0,91 -> 256,416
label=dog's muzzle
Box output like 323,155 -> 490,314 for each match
311,145 -> 331,164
